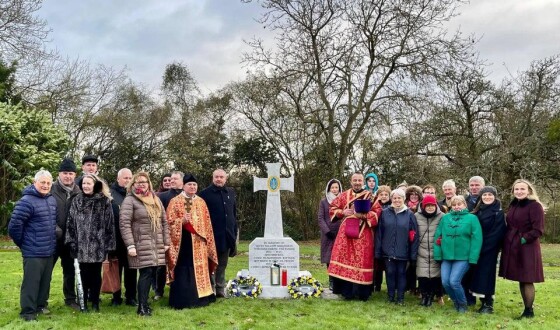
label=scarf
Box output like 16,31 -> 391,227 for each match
132,190 -> 162,232
326,192 -> 338,203
58,177 -> 75,199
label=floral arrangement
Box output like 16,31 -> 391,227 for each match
287,275 -> 324,299
226,275 -> 263,298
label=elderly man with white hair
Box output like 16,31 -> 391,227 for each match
438,179 -> 457,213
9,170 -> 58,321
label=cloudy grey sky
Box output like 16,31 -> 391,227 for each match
39,0 -> 560,93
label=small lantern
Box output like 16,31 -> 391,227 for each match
270,262 -> 280,286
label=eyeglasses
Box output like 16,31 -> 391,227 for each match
163,179 -> 172,182
135,181 -> 148,185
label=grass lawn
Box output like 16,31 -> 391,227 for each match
0,240 -> 559,329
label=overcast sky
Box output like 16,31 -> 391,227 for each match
39,0 -> 560,93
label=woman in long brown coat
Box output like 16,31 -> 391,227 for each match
120,172 -> 170,316
499,179 -> 544,319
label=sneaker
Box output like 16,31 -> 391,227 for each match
38,307 -> 51,315
456,303 -> 467,313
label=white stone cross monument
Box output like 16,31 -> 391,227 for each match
253,163 -> 294,238
248,163 -> 300,298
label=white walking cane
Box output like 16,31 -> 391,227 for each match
74,258 -> 86,312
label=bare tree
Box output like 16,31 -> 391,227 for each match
0,0 -> 51,61
242,0 -> 474,177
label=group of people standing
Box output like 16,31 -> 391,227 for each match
318,173 -> 545,318
8,155 -> 238,321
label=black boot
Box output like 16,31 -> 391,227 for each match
478,298 -> 494,314
137,304 -> 151,316
425,294 -> 434,307
91,303 -> 100,312
519,307 -> 534,318
419,294 -> 428,306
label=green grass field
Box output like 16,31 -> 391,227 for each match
0,240 -> 559,329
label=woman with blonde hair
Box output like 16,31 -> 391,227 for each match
66,174 -> 116,312
499,179 -> 545,318
120,172 -> 170,316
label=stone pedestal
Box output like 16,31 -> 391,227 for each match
249,237 -> 299,299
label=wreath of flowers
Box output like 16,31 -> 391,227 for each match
287,275 -> 324,299
226,275 -> 263,298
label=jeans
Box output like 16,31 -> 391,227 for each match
384,258 -> 407,301
441,260 -> 470,306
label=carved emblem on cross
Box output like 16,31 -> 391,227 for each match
253,163 -> 294,238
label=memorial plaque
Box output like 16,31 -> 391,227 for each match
249,237 -> 299,286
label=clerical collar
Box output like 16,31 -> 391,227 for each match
352,188 -> 364,194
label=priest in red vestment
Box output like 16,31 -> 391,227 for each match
328,172 -> 381,300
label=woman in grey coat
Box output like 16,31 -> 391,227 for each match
120,172 -> 170,316
415,195 -> 443,307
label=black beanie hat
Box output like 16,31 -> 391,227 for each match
59,158 -> 77,172
479,186 -> 498,197
183,173 -> 198,184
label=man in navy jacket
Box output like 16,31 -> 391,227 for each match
9,170 -> 57,321
199,169 -> 238,298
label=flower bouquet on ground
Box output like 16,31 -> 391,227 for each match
288,275 -> 324,299
226,275 -> 263,298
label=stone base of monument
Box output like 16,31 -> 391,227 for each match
248,237 -> 300,298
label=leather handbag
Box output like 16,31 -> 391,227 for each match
101,258 -> 121,293
345,217 -> 361,239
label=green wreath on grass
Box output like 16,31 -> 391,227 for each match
287,275 -> 323,299
226,276 -> 263,298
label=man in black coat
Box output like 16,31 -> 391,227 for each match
198,169 -> 238,298
109,168 -> 137,306
152,170 -> 184,300
51,158 -> 81,310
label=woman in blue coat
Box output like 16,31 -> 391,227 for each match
375,189 -> 419,305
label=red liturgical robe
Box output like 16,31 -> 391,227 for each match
328,189 -> 380,284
